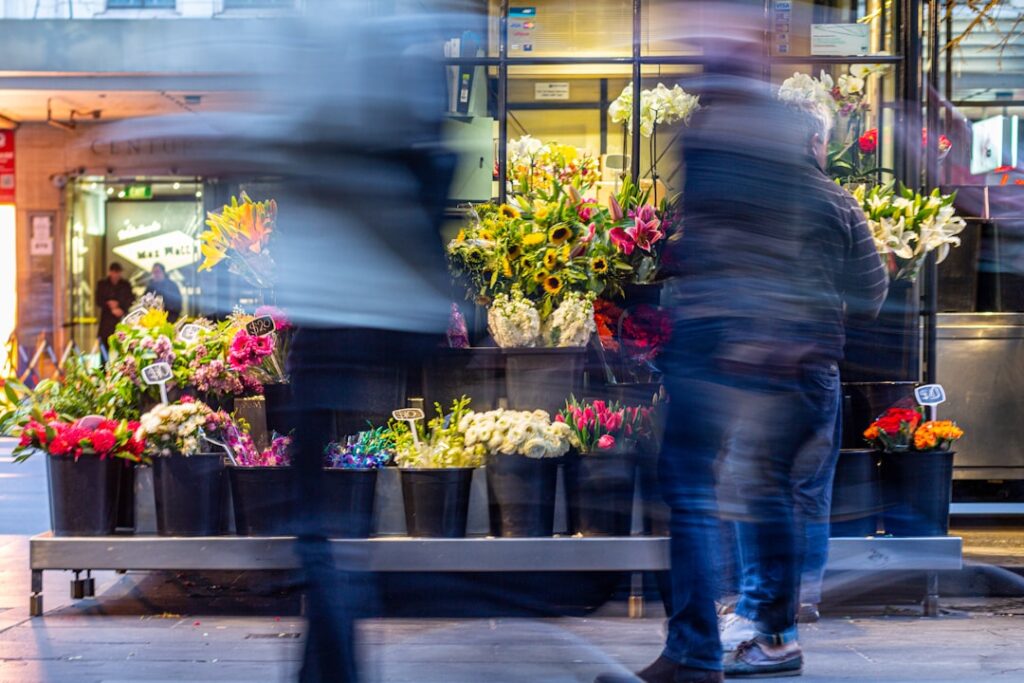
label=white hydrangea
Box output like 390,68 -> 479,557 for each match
542,293 -> 596,348
459,408 -> 570,459
488,293 -> 541,348
136,401 -> 217,456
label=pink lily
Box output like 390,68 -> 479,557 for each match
608,195 -> 624,221
580,222 -> 596,244
629,216 -> 664,253
630,204 -> 658,223
609,226 -> 636,255
577,204 -> 595,222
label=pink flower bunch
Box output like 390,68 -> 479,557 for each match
609,208 -> 664,256
557,398 -> 628,453
189,359 -> 245,395
228,329 -> 274,372
139,335 -> 175,364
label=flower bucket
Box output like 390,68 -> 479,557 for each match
829,449 -> 881,537
880,450 -> 955,537
564,448 -> 638,537
153,454 -> 227,536
503,348 -> 586,416
47,455 -> 122,537
484,453 -> 559,537
229,466 -> 296,537
400,468 -> 474,538
322,468 -> 378,538
422,348 -> 503,413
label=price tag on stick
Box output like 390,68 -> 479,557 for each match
915,384 -> 946,420
177,323 -> 204,345
122,307 -> 148,327
392,408 -> 425,447
141,362 -> 173,405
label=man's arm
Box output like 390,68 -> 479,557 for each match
840,192 -> 888,322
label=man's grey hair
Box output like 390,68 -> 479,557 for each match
787,100 -> 834,144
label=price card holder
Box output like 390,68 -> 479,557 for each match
915,384 -> 946,420
392,408 -> 425,447
141,362 -> 173,405
122,307 -> 148,327
246,316 -> 276,337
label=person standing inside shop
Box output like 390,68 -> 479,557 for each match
598,52 -> 887,683
143,263 -> 183,322
94,262 -> 134,354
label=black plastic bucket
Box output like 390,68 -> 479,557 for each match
153,454 -> 226,536
880,450 -> 955,537
229,466 -> 296,536
47,455 -> 122,536
565,450 -> 637,536
400,468 -> 474,538
829,449 -> 881,537
485,454 -> 559,537
322,468 -> 378,538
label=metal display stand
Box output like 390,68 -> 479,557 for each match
29,533 -> 962,618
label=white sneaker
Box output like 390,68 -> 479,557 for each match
719,612 -> 756,652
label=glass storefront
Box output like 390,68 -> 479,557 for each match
65,177 -> 204,351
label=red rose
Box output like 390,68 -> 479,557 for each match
89,430 -> 117,455
874,416 -> 904,435
858,129 -> 878,154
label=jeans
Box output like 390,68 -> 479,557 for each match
732,363 -> 841,628
658,319 -> 829,668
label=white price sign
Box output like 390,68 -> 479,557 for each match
141,362 -> 173,405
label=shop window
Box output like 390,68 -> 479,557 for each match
106,0 -> 175,8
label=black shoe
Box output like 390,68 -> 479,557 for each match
797,604 -> 819,623
723,639 -> 802,678
594,656 -> 724,683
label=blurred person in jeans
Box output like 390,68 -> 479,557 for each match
598,55 -> 886,682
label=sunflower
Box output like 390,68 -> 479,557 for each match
455,229 -> 467,243
590,256 -> 609,274
507,244 -> 522,260
533,270 -> 549,283
548,224 -> 571,245
499,204 -> 521,219
523,232 -> 546,247
543,274 -> 564,294
478,229 -> 495,242
543,249 -> 559,270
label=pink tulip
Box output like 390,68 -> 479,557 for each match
555,413 -> 565,423
597,434 -> 616,450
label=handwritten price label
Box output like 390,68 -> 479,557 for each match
122,307 -> 148,327
392,408 -> 425,421
177,323 -> 204,344
141,362 -> 173,385
245,316 -> 276,337
915,384 -> 946,406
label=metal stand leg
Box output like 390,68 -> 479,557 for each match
923,572 -> 940,617
70,570 -> 85,600
83,570 -> 95,598
628,572 -> 645,619
30,570 -> 43,617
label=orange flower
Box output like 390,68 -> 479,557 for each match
914,427 -> 938,451
864,425 -> 880,441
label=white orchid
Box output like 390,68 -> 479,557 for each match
608,82 -> 700,138
507,135 -> 544,162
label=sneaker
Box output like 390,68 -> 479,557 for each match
723,639 -> 803,678
720,613 -> 756,652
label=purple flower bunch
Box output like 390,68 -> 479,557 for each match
324,427 -> 392,470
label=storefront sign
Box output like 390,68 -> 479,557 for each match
535,82 -> 570,101
245,316 -> 276,337
111,229 -> 199,273
29,214 -> 53,256
124,184 -> 153,200
0,130 -> 14,203
810,24 -> 870,56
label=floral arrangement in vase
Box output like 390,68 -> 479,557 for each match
506,136 -> 600,198
108,304 -> 185,403
386,397 -> 484,469
135,398 -> 232,457
325,427 -> 394,469
863,406 -> 964,452
457,408 -> 572,459
850,183 -> 967,281
198,192 -> 277,289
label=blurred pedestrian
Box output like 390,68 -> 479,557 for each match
598,53 -> 886,683
143,263 -> 183,322
95,262 -> 133,354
